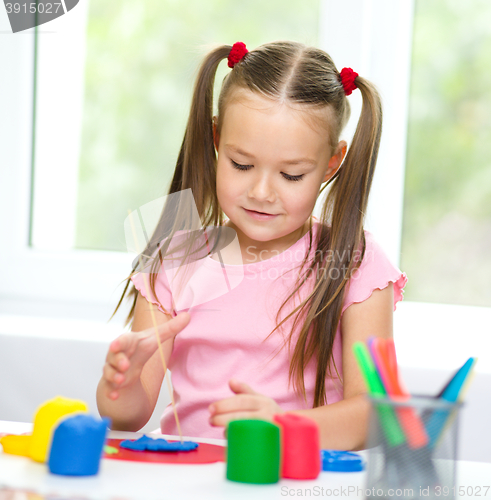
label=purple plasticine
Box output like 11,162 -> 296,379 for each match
120,435 -> 199,452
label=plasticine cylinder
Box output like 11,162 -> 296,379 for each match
29,396 -> 88,463
48,414 -> 110,476
226,419 -> 280,484
273,413 -> 321,479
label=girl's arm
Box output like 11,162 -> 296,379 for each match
209,284 -> 394,450
295,283 -> 394,449
96,293 -> 190,431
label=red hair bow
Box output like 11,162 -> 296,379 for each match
339,67 -> 359,96
228,42 -> 248,68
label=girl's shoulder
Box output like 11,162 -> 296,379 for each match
342,230 -> 407,313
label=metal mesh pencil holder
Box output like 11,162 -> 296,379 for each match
365,395 -> 462,500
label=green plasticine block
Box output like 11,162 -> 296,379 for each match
226,419 -> 280,484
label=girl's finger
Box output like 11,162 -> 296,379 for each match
108,389 -> 119,400
139,311 -> 191,344
109,332 -> 136,354
109,334 -> 125,353
210,411 -> 258,427
157,312 -> 191,341
229,379 -> 257,395
209,394 -> 261,415
102,363 -> 125,386
106,351 -> 130,372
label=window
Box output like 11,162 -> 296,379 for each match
1,0 -> 321,317
3,0 -> 489,327
401,0 -> 491,307
39,0 -> 322,253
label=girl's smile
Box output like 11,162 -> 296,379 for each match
243,208 -> 279,220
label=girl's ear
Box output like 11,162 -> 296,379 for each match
213,116 -> 220,151
323,140 -> 347,183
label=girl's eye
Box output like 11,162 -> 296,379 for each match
231,160 -> 304,182
282,173 -> 304,182
231,160 -> 253,171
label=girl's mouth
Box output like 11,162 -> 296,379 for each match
244,208 -> 279,220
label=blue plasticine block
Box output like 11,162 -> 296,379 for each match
48,414 -> 110,476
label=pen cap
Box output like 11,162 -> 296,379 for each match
273,413 -> 320,479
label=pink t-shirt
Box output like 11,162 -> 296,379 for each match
131,219 -> 407,438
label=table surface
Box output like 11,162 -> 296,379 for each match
1,421 -> 490,500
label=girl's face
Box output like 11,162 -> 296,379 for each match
215,91 -> 345,259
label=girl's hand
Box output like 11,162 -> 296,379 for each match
208,379 -> 284,427
102,312 -> 190,400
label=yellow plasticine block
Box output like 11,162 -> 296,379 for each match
29,396 -> 88,463
1,434 -> 32,456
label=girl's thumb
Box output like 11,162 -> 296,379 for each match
229,379 -> 257,395
153,311 -> 191,341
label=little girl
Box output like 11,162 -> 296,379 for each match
97,41 -> 406,450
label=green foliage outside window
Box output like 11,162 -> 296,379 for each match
76,0 -> 491,308
402,0 -> 491,307
75,0 -> 319,252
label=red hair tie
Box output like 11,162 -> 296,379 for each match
228,42 -> 248,68
339,67 -> 359,96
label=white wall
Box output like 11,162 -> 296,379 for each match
0,315 -> 170,434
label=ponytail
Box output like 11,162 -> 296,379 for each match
282,76 -> 383,407
112,45 -> 232,326
170,45 -> 231,217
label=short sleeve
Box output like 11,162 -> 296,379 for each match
131,269 -> 176,317
342,231 -> 407,314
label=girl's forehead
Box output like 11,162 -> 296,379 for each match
220,89 -> 333,137
219,92 -> 334,160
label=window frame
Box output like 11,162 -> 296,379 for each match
317,0 -> 415,264
0,7 -> 132,318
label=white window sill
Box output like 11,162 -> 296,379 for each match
1,299 -> 489,373
0,313 -> 121,343
393,300 -> 491,374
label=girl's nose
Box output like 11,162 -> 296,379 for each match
248,174 -> 276,203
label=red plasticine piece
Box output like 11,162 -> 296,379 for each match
103,439 -> 225,465
273,414 -> 320,479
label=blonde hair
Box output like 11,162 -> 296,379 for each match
114,41 -> 382,407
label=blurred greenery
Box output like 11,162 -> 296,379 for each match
401,0 -> 491,306
75,0 -> 491,308
74,0 -> 319,252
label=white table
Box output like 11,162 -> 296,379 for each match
1,421 -> 490,500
